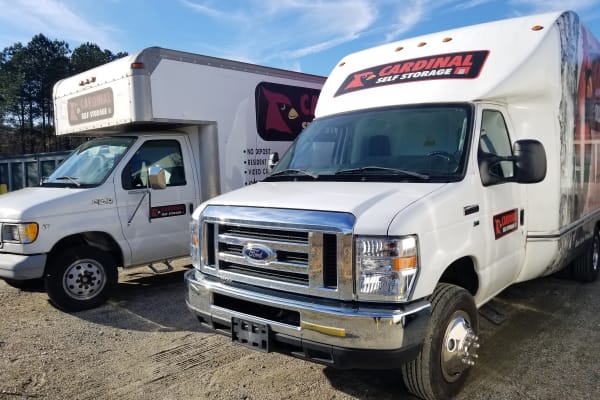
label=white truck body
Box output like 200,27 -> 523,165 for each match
185,11 -> 600,400
0,47 -> 324,311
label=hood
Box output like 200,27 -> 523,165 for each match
205,181 -> 445,235
0,187 -> 109,221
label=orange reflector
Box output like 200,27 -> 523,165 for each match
532,25 -> 544,31
131,62 -> 144,69
395,46 -> 404,52
418,42 -> 427,47
443,37 -> 452,42
301,321 -> 346,337
394,256 -> 417,270
338,61 -> 346,67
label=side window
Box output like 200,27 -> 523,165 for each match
478,110 -> 513,182
122,140 -> 186,190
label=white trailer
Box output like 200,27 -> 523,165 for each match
0,47 -> 324,311
186,11 -> 600,400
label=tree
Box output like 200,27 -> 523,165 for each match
0,36 -> 127,156
70,42 -> 127,75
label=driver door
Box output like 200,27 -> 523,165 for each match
115,135 -> 197,266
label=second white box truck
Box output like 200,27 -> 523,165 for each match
0,47 -> 324,311
186,11 -> 600,400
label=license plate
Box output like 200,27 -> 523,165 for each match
231,317 -> 270,352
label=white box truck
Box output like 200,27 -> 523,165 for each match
186,11 -> 600,400
0,47 -> 324,311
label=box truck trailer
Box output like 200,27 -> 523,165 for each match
185,11 -> 600,400
0,47 -> 324,311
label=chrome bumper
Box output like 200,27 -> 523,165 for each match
185,269 -> 430,369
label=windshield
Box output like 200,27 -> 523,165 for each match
268,104 -> 473,182
43,136 -> 135,187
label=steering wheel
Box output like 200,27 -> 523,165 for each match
426,151 -> 459,165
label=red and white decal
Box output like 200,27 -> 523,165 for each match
335,50 -> 489,96
493,209 -> 518,239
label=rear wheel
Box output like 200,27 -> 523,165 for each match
572,228 -> 600,282
402,283 -> 479,400
45,245 -> 117,311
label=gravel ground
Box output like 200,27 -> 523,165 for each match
0,261 -> 598,400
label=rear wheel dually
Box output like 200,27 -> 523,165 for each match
45,245 -> 117,311
572,228 -> 600,283
402,283 -> 479,400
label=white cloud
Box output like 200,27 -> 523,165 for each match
509,0 -> 599,12
182,0 -> 377,64
0,0 -> 119,50
454,0 -> 495,10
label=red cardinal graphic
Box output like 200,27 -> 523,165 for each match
262,87 -> 298,134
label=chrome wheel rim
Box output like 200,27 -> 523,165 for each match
62,259 -> 106,300
441,310 -> 479,382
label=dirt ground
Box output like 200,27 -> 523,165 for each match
0,261 -> 598,400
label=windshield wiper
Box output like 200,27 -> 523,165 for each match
335,166 -> 429,180
268,169 -> 319,179
54,176 -> 81,187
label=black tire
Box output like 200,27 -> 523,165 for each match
3,278 -> 44,291
572,228 -> 600,282
402,283 -> 479,400
44,245 -> 117,311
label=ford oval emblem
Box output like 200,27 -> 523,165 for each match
243,243 -> 276,264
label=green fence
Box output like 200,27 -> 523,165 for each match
0,151 -> 71,193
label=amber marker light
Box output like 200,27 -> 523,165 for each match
131,62 -> 144,69
418,42 -> 427,47
338,61 -> 346,67
443,37 -> 453,42
395,46 -> 404,52
532,25 -> 544,31
393,256 -> 417,270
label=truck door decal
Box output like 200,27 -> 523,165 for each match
67,88 -> 114,125
335,50 -> 489,97
255,82 -> 320,141
150,204 -> 187,219
493,209 -> 518,239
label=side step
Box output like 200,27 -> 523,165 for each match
148,260 -> 174,274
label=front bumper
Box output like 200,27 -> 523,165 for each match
185,269 -> 431,369
0,253 -> 47,280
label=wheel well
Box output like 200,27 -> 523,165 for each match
439,257 -> 479,296
48,232 -> 123,268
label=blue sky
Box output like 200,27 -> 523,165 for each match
0,0 -> 599,76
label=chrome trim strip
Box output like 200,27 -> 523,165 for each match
527,210 -> 600,240
203,205 -> 355,234
218,233 -> 309,253
218,252 -> 308,274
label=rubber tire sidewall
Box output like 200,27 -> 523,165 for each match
402,283 -> 478,400
573,228 -> 600,283
45,245 -> 117,312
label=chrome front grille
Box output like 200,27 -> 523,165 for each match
200,206 -> 355,300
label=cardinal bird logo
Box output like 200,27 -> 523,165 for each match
261,87 -> 297,134
255,82 -> 320,141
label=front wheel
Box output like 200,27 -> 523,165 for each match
402,283 -> 479,400
45,245 -> 117,311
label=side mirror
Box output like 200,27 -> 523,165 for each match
513,139 -> 546,183
268,152 -> 279,171
148,165 -> 167,190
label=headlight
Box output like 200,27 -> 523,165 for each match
190,219 -> 200,266
355,235 -> 418,301
2,223 -> 39,244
